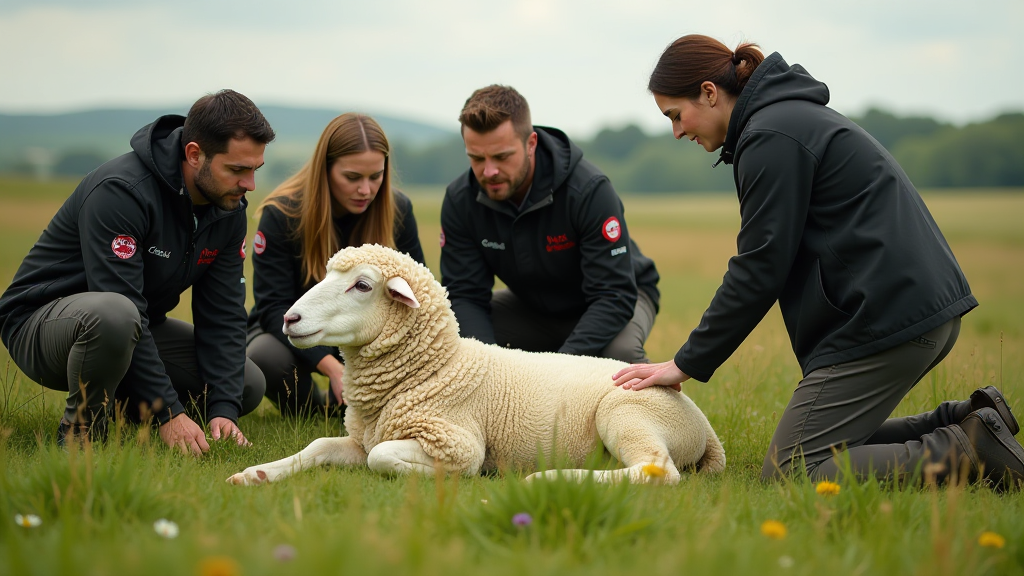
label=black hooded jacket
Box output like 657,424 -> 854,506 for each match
0,115 -> 250,423
440,126 -> 660,356
674,53 -> 977,382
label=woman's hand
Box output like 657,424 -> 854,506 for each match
612,360 -> 691,392
317,355 -> 346,405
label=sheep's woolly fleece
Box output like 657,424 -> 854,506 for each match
259,244 -> 724,481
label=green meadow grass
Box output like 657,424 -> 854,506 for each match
1,177 -> 1023,575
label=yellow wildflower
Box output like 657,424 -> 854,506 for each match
198,556 -> 241,576
978,531 -> 1006,549
642,463 -> 666,478
760,520 -> 787,540
815,480 -> 841,496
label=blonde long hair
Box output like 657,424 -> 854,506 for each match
258,113 -> 395,285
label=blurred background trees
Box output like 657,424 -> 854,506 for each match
2,107 -> 1021,192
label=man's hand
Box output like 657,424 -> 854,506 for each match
317,355 -> 345,405
209,416 -> 251,447
159,413 -> 210,456
612,360 -> 690,392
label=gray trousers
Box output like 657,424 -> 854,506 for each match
763,317 -> 973,482
246,330 -> 338,416
491,289 -> 657,363
7,292 -> 265,425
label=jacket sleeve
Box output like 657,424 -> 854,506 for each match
77,178 -> 185,423
674,130 -> 815,381
439,187 -> 496,344
559,176 -> 637,356
190,214 -> 247,422
394,192 -> 425,266
250,206 -> 334,368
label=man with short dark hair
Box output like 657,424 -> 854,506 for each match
440,85 -> 660,361
0,89 -> 274,455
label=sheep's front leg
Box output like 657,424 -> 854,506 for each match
227,436 -> 368,485
367,439 -> 440,475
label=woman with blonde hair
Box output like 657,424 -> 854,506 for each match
247,113 -> 424,416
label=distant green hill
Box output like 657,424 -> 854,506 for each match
0,105 -> 456,181
2,106 -> 1021,190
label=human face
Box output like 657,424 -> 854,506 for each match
463,120 -> 536,204
192,137 -> 265,211
654,86 -> 732,153
328,150 -> 386,216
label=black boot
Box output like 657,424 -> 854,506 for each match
56,417 -> 108,448
969,386 -> 1019,435
951,407 -> 1024,490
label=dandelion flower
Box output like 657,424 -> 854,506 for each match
14,514 -> 41,528
273,544 -> 297,562
978,531 -> 1006,549
153,518 -> 179,539
198,556 -> 240,576
511,512 -> 533,527
815,480 -> 841,496
778,555 -> 795,569
642,463 -> 666,478
760,520 -> 787,540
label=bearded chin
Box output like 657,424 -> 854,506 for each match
194,162 -> 243,211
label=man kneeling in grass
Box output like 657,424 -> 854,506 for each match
0,90 -> 274,455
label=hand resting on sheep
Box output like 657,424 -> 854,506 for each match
227,244 -> 725,485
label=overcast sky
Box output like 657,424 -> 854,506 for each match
1,0 -> 1020,138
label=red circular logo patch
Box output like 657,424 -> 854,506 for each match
253,231 -> 266,255
601,217 -> 621,242
239,240 -> 246,259
111,235 -> 137,259
439,228 -> 446,248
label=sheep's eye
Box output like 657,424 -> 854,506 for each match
354,280 -> 372,292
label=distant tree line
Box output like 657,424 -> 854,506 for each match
391,109 -> 1024,192
13,109 -> 1023,191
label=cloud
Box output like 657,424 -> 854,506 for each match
0,0 -> 1020,138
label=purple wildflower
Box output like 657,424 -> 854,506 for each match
273,544 -> 297,562
512,512 -> 533,527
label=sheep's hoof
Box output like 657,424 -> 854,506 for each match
226,469 -> 268,486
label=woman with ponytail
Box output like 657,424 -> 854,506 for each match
613,35 -> 1024,488
247,113 -> 424,417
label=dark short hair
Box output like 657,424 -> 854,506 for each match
182,89 -> 276,157
458,85 -> 532,141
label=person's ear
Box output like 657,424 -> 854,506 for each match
527,131 -> 538,155
702,81 -> 718,108
183,141 -> 205,169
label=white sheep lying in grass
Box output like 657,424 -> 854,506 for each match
228,245 -> 725,485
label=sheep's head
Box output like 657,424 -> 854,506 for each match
282,245 -> 424,349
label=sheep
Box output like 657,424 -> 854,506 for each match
227,244 -> 725,486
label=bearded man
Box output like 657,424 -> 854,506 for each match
440,85 -> 660,362
0,90 -> 274,454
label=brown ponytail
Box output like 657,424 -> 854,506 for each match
648,35 -> 765,99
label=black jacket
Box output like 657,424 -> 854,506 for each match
247,191 -> 424,368
440,126 -> 660,356
0,115 -> 251,422
675,53 -> 977,382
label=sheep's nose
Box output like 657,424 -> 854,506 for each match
283,313 -> 301,327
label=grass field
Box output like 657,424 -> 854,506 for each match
1,177 -> 1023,576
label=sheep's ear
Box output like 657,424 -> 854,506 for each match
386,277 -> 420,309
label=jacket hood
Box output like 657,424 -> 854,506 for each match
718,52 -> 830,166
534,126 -> 583,193
130,114 -> 186,192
